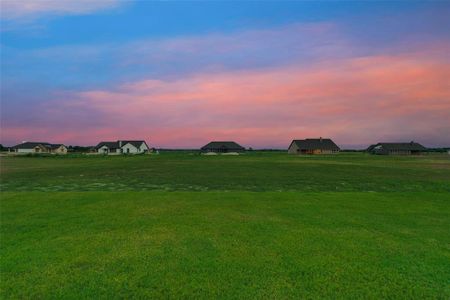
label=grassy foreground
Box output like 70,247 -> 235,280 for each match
1,153 -> 450,298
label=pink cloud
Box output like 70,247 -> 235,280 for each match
2,44 -> 450,148
0,0 -> 124,20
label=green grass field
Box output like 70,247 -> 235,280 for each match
1,153 -> 450,298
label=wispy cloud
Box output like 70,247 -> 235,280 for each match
3,46 -> 449,148
1,22 -> 344,86
0,0 -> 125,20
2,11 -> 450,148
4,16 -> 445,87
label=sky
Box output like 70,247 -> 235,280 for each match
1,1 -> 449,149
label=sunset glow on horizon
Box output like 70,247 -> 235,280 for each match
1,1 -> 450,148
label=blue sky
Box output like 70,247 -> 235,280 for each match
4,2 -> 448,44
1,1 -> 450,148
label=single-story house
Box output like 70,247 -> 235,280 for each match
288,138 -> 340,154
95,140 -> 150,154
366,142 -> 427,155
201,141 -> 245,153
12,142 -> 67,154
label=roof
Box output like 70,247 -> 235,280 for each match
12,142 -> 50,149
48,144 -> 65,149
290,138 -> 340,151
368,142 -> 426,151
95,141 -> 119,149
95,140 -> 148,149
12,142 -> 66,150
366,144 -> 377,152
120,140 -> 147,148
201,141 -> 245,150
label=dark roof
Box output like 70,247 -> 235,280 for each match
120,140 -> 148,148
366,144 -> 377,152
290,138 -> 340,151
12,142 -> 50,149
201,141 -> 245,150
368,142 -> 426,151
12,142 -> 66,150
48,144 -> 65,149
95,140 -> 148,149
95,141 -> 119,149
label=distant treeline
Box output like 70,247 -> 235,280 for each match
67,146 -> 95,152
156,148 -> 286,152
76,147 -> 449,153
425,148 -> 450,153
341,149 -> 366,152
1,144 -> 449,153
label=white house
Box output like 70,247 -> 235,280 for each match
95,140 -> 150,154
12,142 -> 68,154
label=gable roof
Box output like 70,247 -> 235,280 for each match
48,144 -> 66,149
368,142 -> 426,151
290,138 -> 340,151
366,144 -> 377,152
120,140 -> 148,149
12,142 -> 51,149
201,141 -> 245,150
95,140 -> 149,150
12,142 -> 66,150
95,141 -> 119,149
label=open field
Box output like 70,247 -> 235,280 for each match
1,152 -> 450,192
1,153 -> 450,298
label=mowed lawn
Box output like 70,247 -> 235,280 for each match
1,153 -> 450,298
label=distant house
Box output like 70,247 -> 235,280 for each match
95,140 -> 150,154
366,142 -> 427,155
288,138 -> 340,154
201,141 -> 245,153
12,142 -> 67,154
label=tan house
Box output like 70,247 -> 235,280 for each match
288,138 -> 340,154
49,144 -> 68,154
12,142 -> 68,154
